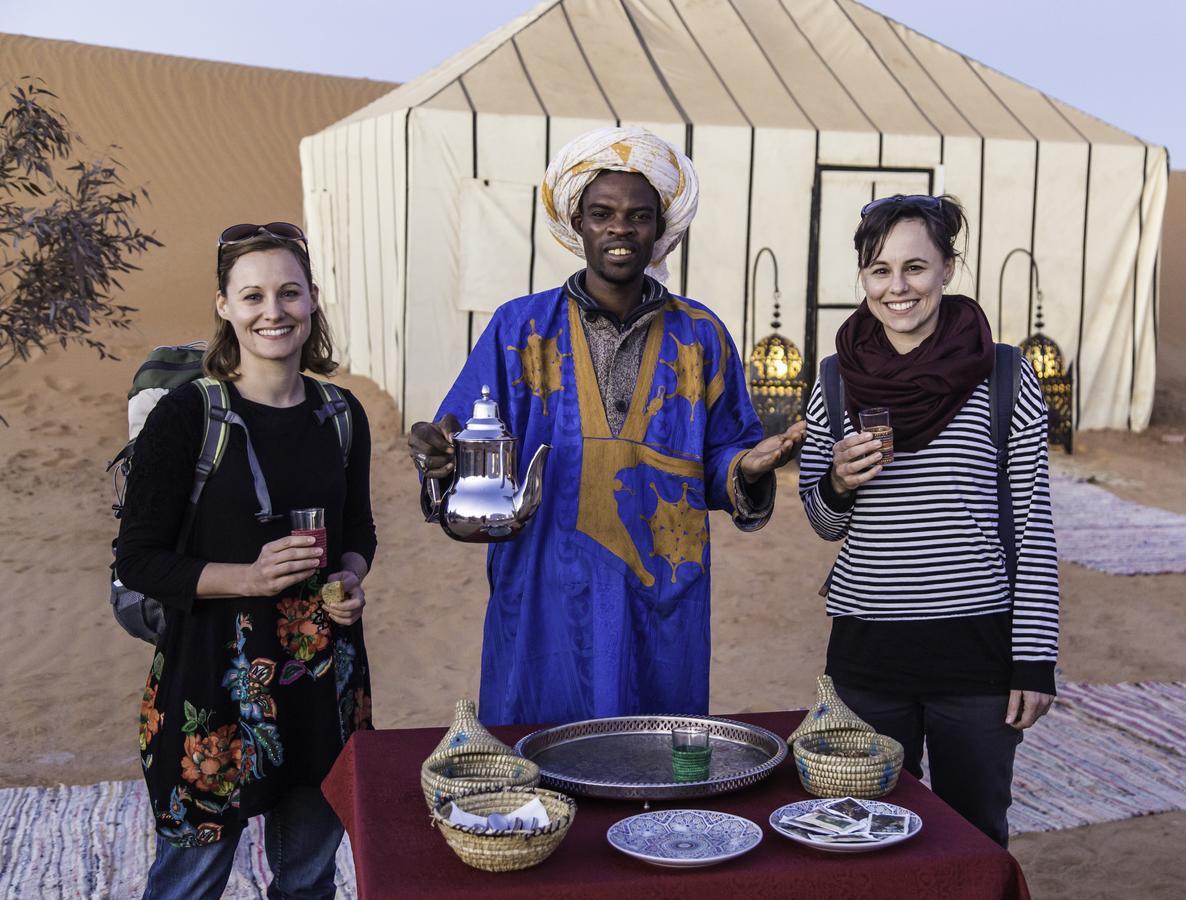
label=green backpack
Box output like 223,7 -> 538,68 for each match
107,342 -> 352,643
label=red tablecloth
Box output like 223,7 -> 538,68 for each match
323,710 -> 1030,899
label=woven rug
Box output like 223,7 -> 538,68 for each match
1050,474 -> 1186,574
0,779 -> 356,899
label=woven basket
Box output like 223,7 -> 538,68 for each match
792,729 -> 904,799
431,786 -> 576,872
421,751 -> 541,811
429,698 -> 512,758
789,675 -> 903,799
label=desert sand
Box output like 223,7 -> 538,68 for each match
2,32 -> 1185,899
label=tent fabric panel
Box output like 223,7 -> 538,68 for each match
747,128 -> 817,362
359,118 -> 391,392
889,21 -> 1028,141
513,4 -> 616,120
939,135 -> 985,299
460,178 -> 531,315
679,124 -> 752,344
1130,148 -> 1168,429
372,112 -> 405,404
878,133 -> 942,169
670,0 -> 812,130
731,0 -> 871,133
563,0 -> 685,124
1077,143 -> 1145,430
794,0 -> 936,137
420,80 -> 473,113
838,0 -> 977,138
969,62 -> 1081,143
1045,96 -> 1145,148
817,130 -> 881,167
344,122 -> 373,379
403,107 -> 475,427
459,41 -> 544,116
476,112 -> 550,186
1027,141 -> 1089,410
300,134 -> 347,362
619,0 -> 747,126
977,138 -> 1039,342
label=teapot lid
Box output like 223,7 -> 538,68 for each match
456,386 -> 513,442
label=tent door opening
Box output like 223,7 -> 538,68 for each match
804,165 -> 935,381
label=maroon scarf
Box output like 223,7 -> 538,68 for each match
834,295 -> 994,453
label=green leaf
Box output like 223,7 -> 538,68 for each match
151,652 -> 164,679
253,723 -> 284,766
181,720 -> 198,734
183,700 -> 197,723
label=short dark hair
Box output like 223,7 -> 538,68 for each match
203,234 -> 337,379
854,194 -> 968,270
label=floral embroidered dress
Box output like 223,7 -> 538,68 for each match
117,377 -> 377,846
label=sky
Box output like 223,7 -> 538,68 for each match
3,0 -> 1182,163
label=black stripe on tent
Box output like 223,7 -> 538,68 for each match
560,1 -> 619,123
805,160 -> 823,381
1130,145 -> 1148,428
529,186 -> 538,295
1024,141 -> 1040,340
375,118 -> 388,394
619,0 -> 691,125
884,19 -> 982,138
976,138 -> 985,301
742,127 -> 756,357
1075,144 -> 1093,427
352,126 -> 376,386
728,0 -> 816,129
400,113 -> 411,433
681,123 -> 693,298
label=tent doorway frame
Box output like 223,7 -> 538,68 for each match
804,164 -> 936,381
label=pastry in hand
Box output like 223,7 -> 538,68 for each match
320,580 -> 345,605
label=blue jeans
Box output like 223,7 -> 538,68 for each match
142,786 -> 344,900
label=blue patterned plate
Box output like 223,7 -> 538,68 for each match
606,809 -> 763,868
769,798 -> 922,854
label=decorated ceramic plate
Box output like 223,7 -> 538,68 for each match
769,798 -> 922,854
607,809 -> 764,868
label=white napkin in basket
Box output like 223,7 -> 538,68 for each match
447,797 -> 551,833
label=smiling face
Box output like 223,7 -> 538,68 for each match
859,218 -> 954,354
215,247 -> 318,372
571,171 -> 665,289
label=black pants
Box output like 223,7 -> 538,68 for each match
833,684 -> 1023,847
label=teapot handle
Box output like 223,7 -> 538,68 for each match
421,475 -> 445,523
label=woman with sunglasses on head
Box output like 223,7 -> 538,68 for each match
797,195 -> 1059,847
116,223 -> 376,899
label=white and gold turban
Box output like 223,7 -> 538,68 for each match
541,126 -> 699,284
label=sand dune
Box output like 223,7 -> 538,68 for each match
2,33 -> 1185,900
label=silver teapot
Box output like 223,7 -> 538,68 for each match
423,386 -> 551,542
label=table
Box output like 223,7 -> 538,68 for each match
322,710 -> 1031,899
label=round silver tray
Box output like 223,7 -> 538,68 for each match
514,715 -> 787,801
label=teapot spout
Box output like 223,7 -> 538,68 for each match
512,443 -> 551,524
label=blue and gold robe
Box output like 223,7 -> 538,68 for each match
435,286 -> 765,725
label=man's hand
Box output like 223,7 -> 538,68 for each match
408,413 -> 461,480
739,420 -> 807,483
1005,690 -> 1054,730
830,431 -> 884,496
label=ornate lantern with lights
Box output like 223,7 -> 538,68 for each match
999,248 -> 1074,454
748,247 -> 806,436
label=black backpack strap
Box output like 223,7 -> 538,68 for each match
820,354 -> 845,442
989,344 -> 1023,592
312,381 -> 353,466
195,377 -> 279,524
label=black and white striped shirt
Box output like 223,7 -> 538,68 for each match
799,362 -> 1059,691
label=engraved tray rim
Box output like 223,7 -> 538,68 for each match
513,714 -> 788,801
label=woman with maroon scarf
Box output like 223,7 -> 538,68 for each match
797,195 -> 1059,847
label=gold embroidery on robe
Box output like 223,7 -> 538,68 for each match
658,334 -> 704,423
643,482 -> 708,583
508,320 -> 570,416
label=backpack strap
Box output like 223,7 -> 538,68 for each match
989,344 -> 1024,592
820,354 -> 845,442
312,381 -> 353,467
195,377 -> 279,524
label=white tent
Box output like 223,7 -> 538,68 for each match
300,0 -> 1167,432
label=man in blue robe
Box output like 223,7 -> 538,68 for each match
409,127 -> 804,725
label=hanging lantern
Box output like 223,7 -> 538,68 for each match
1020,290 -> 1074,454
1000,248 -> 1074,454
748,248 -> 806,436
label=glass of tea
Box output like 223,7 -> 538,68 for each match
290,507 -> 327,569
858,408 -> 894,464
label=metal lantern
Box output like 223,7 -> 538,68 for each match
1000,248 -> 1074,454
748,248 -> 806,436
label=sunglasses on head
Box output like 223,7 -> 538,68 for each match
218,222 -> 307,247
860,194 -> 942,218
